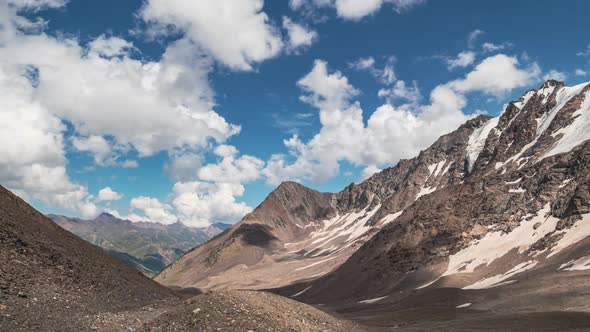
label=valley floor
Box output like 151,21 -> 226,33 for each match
1,290 -> 363,332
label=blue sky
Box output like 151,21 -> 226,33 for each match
1,0 -> 589,226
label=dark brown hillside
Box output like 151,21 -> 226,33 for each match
0,185 -> 177,331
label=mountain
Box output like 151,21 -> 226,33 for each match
158,80 -> 590,330
0,185 -> 362,331
0,185 -> 177,330
48,213 -> 230,276
156,113 -> 493,291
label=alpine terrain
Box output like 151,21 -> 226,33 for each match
157,80 -> 590,330
49,213 -> 230,276
0,185 -> 362,331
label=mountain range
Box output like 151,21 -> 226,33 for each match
156,80 -> 590,330
3,79 -> 590,330
48,213 -> 230,276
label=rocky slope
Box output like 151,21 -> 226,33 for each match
0,185 -> 177,331
274,80 -> 590,329
156,112 -> 493,291
0,185 -> 362,331
49,213 -> 230,276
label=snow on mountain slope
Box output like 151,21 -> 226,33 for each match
156,116 -> 493,291
466,117 -> 499,171
279,80 -> 590,312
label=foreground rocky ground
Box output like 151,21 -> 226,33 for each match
92,291 -> 364,332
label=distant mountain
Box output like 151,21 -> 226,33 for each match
48,213 -> 231,276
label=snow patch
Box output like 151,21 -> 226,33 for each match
463,260 -> 537,289
381,211 -> 404,225
358,296 -> 388,304
291,286 -> 312,297
559,178 -> 573,188
548,213 -> 590,257
559,256 -> 590,271
416,186 -> 437,200
509,188 -> 526,193
295,256 -> 338,271
456,303 -> 472,308
442,205 -> 558,276
466,117 -> 499,171
514,90 -> 536,109
505,178 -> 522,185
543,88 -> 590,159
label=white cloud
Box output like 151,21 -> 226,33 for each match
72,135 -> 118,166
88,35 -> 134,58
282,16 -> 318,51
298,59 -> 360,111
6,0 -> 68,10
378,80 -> 422,105
482,42 -> 511,53
121,160 -> 139,168
172,181 -> 252,227
446,51 -> 476,69
198,145 -> 265,184
140,0 -> 283,70
263,54 -> 540,185
0,61 -> 97,218
0,4 -> 247,219
467,29 -> 484,48
289,0 -> 425,20
448,54 -> 541,97
130,196 -> 178,225
575,69 -> 588,77
577,44 -> 590,57
164,152 -> 203,182
334,0 -> 384,19
349,56 -> 376,70
361,165 -> 381,180
97,187 -> 123,202
543,69 -> 568,82
349,55 -> 397,84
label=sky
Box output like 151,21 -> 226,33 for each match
1,0 -> 589,227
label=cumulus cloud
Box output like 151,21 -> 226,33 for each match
130,196 -> 178,225
0,59 -> 98,218
298,59 -> 360,111
289,0 -> 425,20
575,69 -> 588,77
377,80 -> 422,106
197,145 -> 265,184
361,165 -> 381,180
140,0 -> 283,70
171,181 -> 252,227
97,187 -> 123,202
543,69 -> 568,82
448,54 -> 541,97
349,56 -> 396,84
282,16 -> 318,51
0,3 -> 247,219
263,54 -> 540,185
446,51 -> 476,69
